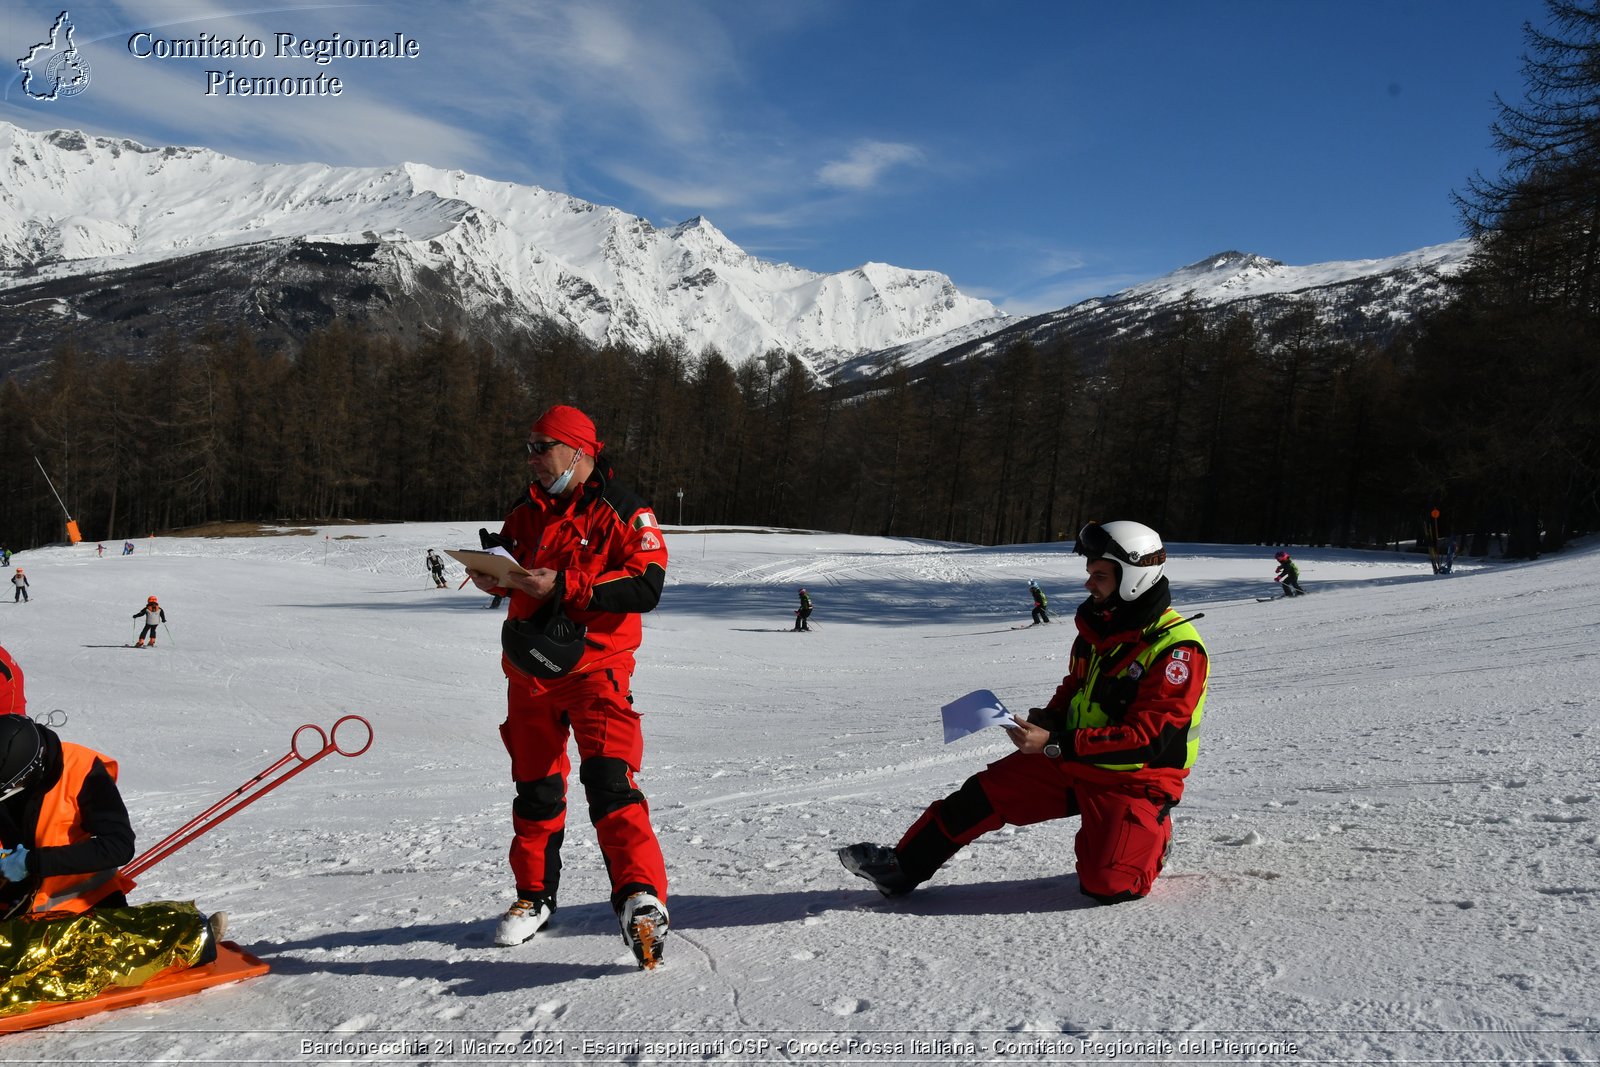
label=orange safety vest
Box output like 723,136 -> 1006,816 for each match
25,743 -> 137,916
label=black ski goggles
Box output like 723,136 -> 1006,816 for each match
1074,522 -> 1166,568
0,718 -> 44,802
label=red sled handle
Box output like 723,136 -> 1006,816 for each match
122,715 -> 374,881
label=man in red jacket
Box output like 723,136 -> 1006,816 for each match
840,520 -> 1209,906
467,404 -> 671,969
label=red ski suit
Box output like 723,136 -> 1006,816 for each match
490,464 -> 668,911
897,587 -> 1208,903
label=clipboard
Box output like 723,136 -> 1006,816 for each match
444,548 -> 531,582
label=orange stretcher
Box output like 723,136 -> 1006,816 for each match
0,941 -> 268,1034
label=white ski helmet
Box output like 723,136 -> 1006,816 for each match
1076,520 -> 1167,601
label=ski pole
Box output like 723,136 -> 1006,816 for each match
121,715 -> 374,880
162,621 -> 177,647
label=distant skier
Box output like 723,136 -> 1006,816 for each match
1440,540 -> 1458,575
11,569 -> 28,603
1273,551 -> 1305,597
426,549 -> 447,589
131,596 -> 166,647
0,548 -> 9,566
794,588 -> 813,632
1028,579 -> 1051,624
96,543 -> 104,558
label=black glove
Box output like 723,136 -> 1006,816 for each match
1026,706 -> 1063,731
479,528 -> 517,552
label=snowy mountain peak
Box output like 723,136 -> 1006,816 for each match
1113,240 -> 1471,307
1175,250 -> 1284,278
0,121 -> 1003,370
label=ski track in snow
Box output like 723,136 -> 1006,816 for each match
1,525 -> 1596,1063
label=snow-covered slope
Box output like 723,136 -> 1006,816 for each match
835,242 -> 1472,386
2,525 -> 1595,1061
1109,243 -> 1470,307
0,122 -> 1005,369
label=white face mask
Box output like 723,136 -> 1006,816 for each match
544,449 -> 582,495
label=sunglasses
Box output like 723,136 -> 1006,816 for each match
526,439 -> 565,456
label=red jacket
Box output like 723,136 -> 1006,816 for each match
495,462 -> 667,687
0,645 -> 23,716
1041,598 -> 1209,793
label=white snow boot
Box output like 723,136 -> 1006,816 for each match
493,893 -> 555,946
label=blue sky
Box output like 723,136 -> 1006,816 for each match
3,0 -> 1549,315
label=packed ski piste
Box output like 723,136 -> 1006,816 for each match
0,428 -> 1594,1063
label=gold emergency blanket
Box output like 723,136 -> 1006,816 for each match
0,901 -> 207,1017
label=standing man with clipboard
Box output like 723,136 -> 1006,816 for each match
463,405 -> 672,969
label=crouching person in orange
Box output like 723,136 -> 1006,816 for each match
840,520 -> 1208,906
0,716 -> 226,1017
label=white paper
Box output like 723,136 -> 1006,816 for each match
940,689 -> 1017,744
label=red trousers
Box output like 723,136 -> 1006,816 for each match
500,668 -> 667,909
899,752 -> 1180,901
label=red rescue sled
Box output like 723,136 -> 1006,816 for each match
0,942 -> 268,1034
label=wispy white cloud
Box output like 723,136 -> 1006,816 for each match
602,162 -> 742,212
816,140 -> 923,191
998,273 -> 1150,317
3,0 -> 501,169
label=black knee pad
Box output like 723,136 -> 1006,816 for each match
578,756 -> 645,822
513,773 -> 566,822
938,775 -> 996,838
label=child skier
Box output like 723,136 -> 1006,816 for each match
426,549 -> 447,589
1273,551 -> 1305,597
1028,579 -> 1051,624
11,569 -> 29,603
132,596 -> 166,647
794,589 -> 813,631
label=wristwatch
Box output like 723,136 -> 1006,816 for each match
1042,740 -> 1062,759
